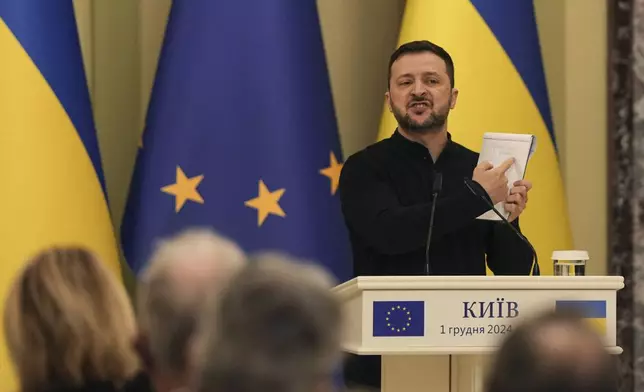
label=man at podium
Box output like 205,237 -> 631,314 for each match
338,41 -> 534,389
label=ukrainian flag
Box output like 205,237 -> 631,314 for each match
556,300 -> 607,335
0,2 -> 121,389
377,0 -> 573,275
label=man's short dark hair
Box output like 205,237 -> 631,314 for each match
387,40 -> 455,89
485,310 -> 618,392
195,253 -> 342,392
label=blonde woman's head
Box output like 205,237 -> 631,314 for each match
3,246 -> 139,392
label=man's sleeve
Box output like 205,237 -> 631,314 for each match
339,154 -> 492,255
485,219 -> 534,275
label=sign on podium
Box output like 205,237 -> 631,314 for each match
333,276 -> 623,392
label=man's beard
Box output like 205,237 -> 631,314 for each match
391,100 -> 450,134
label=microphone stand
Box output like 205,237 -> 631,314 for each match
463,178 -> 540,276
425,173 -> 443,275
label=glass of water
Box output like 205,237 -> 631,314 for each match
552,250 -> 589,276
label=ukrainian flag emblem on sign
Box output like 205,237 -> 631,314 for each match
555,300 -> 607,335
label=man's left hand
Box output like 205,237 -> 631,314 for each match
505,180 -> 532,222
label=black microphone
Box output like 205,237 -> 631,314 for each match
425,173 -> 443,275
463,178 -> 540,276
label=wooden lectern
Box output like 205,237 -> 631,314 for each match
333,276 -> 623,392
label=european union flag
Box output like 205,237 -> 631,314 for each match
373,301 -> 425,337
120,1 -> 351,283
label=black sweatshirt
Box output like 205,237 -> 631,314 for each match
339,130 -> 533,388
339,129 -> 533,277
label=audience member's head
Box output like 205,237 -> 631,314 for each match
3,246 -> 139,392
194,252 -> 343,392
135,228 -> 246,392
485,310 -> 618,392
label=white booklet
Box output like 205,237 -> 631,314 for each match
476,133 -> 537,221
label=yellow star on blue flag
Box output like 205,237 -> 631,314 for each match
244,180 -> 286,227
319,151 -> 343,195
161,166 -> 204,212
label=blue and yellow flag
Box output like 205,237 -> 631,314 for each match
0,2 -> 121,389
121,2 -> 351,283
556,300 -> 607,335
377,0 -> 573,275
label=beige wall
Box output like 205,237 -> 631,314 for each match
74,0 -> 608,277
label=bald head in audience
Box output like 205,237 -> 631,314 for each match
135,228 -> 246,392
485,310 -> 618,392
194,253 -> 343,392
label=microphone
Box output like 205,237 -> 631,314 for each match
463,178 -> 540,276
425,173 -> 443,275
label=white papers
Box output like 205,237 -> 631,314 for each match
476,133 -> 536,221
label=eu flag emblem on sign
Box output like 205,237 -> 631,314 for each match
120,1 -> 351,283
373,301 -> 425,337
555,300 -> 607,335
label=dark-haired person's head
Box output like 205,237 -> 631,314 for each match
193,253 -> 342,392
485,310 -> 618,392
386,40 -> 458,135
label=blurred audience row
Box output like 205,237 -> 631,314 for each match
3,228 -> 620,392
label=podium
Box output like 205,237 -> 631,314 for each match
333,276 -> 624,392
